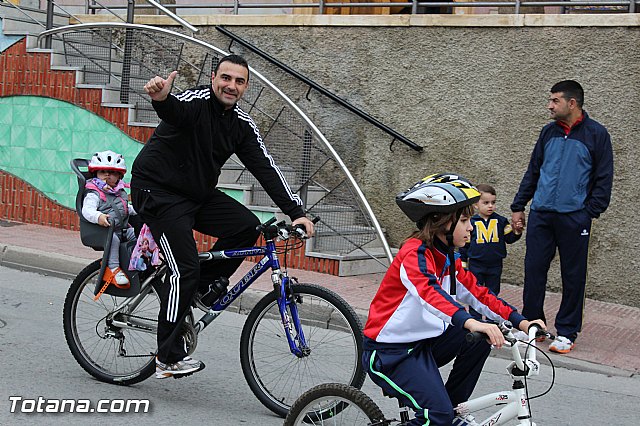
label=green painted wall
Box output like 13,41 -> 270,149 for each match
0,95 -> 266,219
0,95 -> 143,208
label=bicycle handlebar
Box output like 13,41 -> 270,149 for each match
256,216 -> 320,241
292,216 -> 321,239
466,322 -> 554,377
465,322 -> 554,345
465,321 -> 514,344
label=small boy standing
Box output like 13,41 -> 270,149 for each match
460,184 -> 521,305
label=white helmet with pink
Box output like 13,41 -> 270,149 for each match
88,150 -> 127,174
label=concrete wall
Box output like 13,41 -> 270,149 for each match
78,14 -> 640,306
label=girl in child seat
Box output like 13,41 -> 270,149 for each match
82,150 -> 136,288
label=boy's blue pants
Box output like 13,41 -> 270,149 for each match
363,325 -> 491,426
522,209 -> 591,341
469,263 -> 502,295
469,263 -> 502,319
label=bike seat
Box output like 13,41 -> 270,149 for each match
70,158 -> 140,298
70,158 -> 113,251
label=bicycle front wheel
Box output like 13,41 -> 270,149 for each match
63,260 -> 160,385
284,383 -> 386,426
240,283 -> 366,418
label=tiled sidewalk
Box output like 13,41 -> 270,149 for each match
2,220 -> 638,374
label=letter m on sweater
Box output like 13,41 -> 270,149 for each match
475,219 -> 499,244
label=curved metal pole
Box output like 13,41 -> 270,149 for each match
37,22 -> 394,264
145,0 -> 199,34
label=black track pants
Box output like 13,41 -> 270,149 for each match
132,187 -> 260,363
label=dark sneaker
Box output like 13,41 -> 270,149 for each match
155,356 -> 205,379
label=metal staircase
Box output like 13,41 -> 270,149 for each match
0,7 -> 394,275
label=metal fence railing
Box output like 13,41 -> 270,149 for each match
35,23 -> 393,265
82,0 -> 637,14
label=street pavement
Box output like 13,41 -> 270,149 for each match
3,267 -> 638,425
1,219 -> 639,377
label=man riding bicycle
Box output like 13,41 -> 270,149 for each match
131,54 -> 315,379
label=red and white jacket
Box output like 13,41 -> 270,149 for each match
364,238 -> 525,344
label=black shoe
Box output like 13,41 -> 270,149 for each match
196,277 -> 229,307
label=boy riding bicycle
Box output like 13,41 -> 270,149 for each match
363,173 -> 544,426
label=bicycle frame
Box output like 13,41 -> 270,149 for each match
108,222 -> 310,357
455,328 -> 543,426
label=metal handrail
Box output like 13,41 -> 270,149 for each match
88,0 -> 127,21
36,22 -> 394,264
215,26 -> 422,153
0,0 -> 48,29
49,0 -> 86,24
144,0 -> 198,34
84,0 -> 639,13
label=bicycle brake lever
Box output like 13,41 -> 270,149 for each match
293,224 -> 308,239
278,227 -> 290,240
292,216 -> 321,239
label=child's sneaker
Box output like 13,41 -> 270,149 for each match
103,267 -> 130,289
549,336 -> 575,354
155,356 -> 205,379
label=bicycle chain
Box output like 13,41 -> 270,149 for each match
105,313 -> 196,359
101,312 -> 159,358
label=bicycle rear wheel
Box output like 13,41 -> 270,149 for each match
284,383 -> 386,426
63,260 -> 159,385
240,283 -> 366,418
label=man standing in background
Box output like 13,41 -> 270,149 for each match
511,80 -> 613,354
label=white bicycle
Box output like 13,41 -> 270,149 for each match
284,323 -> 555,426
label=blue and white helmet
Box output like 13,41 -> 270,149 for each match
396,173 -> 481,222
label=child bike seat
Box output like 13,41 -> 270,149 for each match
70,158 -> 140,298
71,158 -> 113,251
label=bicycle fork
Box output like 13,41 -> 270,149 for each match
276,274 -> 310,358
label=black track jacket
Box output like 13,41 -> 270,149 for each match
131,85 -> 305,220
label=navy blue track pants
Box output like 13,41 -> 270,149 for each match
468,263 -> 502,319
522,209 -> 592,341
363,325 -> 492,426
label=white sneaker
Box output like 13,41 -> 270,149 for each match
113,269 -> 130,286
155,356 -> 205,379
549,336 -> 575,354
103,266 -> 130,289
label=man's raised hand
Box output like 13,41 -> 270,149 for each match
144,71 -> 178,102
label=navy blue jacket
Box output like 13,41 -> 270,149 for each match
511,111 -> 613,218
460,213 -> 521,267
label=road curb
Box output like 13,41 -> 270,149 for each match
0,244 -> 96,281
489,344 -> 635,378
1,243 -> 635,377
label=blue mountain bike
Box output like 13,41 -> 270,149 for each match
62,217 -> 366,417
